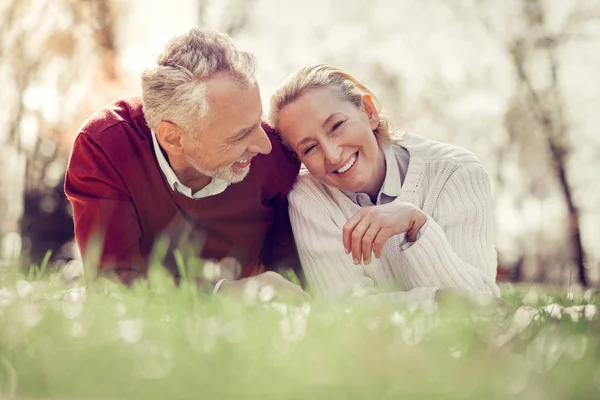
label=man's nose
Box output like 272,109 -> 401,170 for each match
248,126 -> 272,155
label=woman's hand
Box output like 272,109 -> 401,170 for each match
342,202 -> 427,265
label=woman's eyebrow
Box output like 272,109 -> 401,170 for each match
322,113 -> 343,128
295,137 -> 312,151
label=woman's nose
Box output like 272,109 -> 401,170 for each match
323,142 -> 343,165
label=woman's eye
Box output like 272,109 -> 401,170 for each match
332,120 -> 345,131
302,145 -> 316,155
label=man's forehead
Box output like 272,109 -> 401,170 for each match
201,75 -> 262,140
205,72 -> 257,100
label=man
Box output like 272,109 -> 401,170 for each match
64,28 -> 308,301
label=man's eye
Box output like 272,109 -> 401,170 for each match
236,132 -> 250,142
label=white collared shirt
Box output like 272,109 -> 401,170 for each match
151,130 -> 229,199
341,140 -> 427,247
342,140 -> 408,206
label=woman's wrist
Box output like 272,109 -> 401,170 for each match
407,210 -> 427,242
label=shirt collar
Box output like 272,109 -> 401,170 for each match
379,141 -> 403,199
342,141 -> 402,206
150,130 -> 229,199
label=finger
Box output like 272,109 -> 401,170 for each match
343,211 -> 365,253
362,224 -> 381,264
373,228 -> 393,258
351,219 -> 370,264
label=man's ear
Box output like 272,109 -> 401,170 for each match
156,121 -> 183,154
361,94 -> 380,131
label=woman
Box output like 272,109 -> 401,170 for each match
268,64 -> 500,304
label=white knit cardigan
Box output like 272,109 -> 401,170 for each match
288,133 -> 501,304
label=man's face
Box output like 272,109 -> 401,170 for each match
181,73 -> 272,184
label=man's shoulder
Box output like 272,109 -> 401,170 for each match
250,123 -> 300,190
77,96 -> 149,145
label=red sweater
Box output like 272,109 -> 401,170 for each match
65,97 -> 301,284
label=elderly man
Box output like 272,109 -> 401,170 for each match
64,29 -> 307,301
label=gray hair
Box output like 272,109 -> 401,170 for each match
141,29 -> 256,137
268,64 -> 395,146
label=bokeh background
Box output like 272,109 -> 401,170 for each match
1,0 -> 599,286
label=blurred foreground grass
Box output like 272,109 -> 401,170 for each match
1,262 -> 600,400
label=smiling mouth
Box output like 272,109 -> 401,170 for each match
234,154 -> 255,167
335,153 -> 358,174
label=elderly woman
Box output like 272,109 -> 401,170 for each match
268,64 -> 500,304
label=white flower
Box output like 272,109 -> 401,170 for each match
514,306 -> 538,328
279,307 -> 307,343
117,318 -> 144,343
522,288 -> 540,306
16,280 -> 32,298
61,288 -> 86,320
243,279 -> 261,303
390,311 -> 406,326
584,304 -> 597,321
62,298 -> 84,320
202,261 -> 221,282
544,303 -> 563,320
563,306 -> 585,323
61,259 -> 84,282
258,284 -> 276,303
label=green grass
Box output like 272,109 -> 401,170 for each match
1,262 -> 599,400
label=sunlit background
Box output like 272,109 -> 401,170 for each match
1,0 -> 599,286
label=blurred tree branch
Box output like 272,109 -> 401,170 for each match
467,0 -> 598,285
0,0 -> 120,268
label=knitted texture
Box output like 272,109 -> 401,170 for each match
289,133 -> 500,304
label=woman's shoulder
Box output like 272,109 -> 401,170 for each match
290,169 -> 331,202
398,132 -> 483,167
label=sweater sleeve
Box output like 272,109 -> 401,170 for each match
289,183 -> 438,304
260,192 -> 304,285
64,133 -> 146,284
259,124 -> 304,283
392,162 -> 500,297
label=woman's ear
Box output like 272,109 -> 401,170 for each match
156,121 -> 184,155
361,94 -> 380,130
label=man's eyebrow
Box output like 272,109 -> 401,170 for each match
233,125 -> 253,139
232,119 -> 260,140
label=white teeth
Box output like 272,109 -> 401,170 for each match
336,155 -> 357,174
236,153 -> 256,164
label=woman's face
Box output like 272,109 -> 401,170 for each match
278,87 -> 386,197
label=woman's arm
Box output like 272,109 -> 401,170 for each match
288,180 -> 438,303
390,161 -> 500,297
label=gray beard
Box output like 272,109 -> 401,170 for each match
185,157 -> 250,184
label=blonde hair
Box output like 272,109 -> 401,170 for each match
268,64 -> 395,145
141,29 -> 256,138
